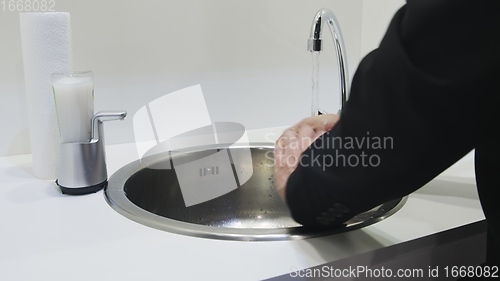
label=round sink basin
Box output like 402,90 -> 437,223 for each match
105,143 -> 406,241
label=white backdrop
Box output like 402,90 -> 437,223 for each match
0,0 -> 404,157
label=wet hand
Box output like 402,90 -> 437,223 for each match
273,114 -> 340,202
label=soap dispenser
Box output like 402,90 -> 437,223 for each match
52,71 -> 126,195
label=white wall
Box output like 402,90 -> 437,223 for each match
360,0 -> 405,57
1,0 -> 405,157
0,0 -> 365,157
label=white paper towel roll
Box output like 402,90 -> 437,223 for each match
20,12 -> 73,180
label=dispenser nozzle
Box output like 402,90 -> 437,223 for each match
91,111 -> 127,142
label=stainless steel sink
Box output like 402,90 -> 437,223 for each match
105,143 -> 406,241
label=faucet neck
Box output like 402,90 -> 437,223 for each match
308,8 -> 349,112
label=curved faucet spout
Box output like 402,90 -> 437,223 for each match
308,8 -> 349,113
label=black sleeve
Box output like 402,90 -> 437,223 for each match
285,0 -> 500,228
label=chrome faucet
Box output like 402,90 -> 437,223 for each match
308,8 -> 349,114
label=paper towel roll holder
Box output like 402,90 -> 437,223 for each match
56,111 -> 127,195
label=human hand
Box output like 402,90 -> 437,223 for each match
273,114 -> 340,202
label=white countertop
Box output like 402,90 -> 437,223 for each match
0,127 -> 484,281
